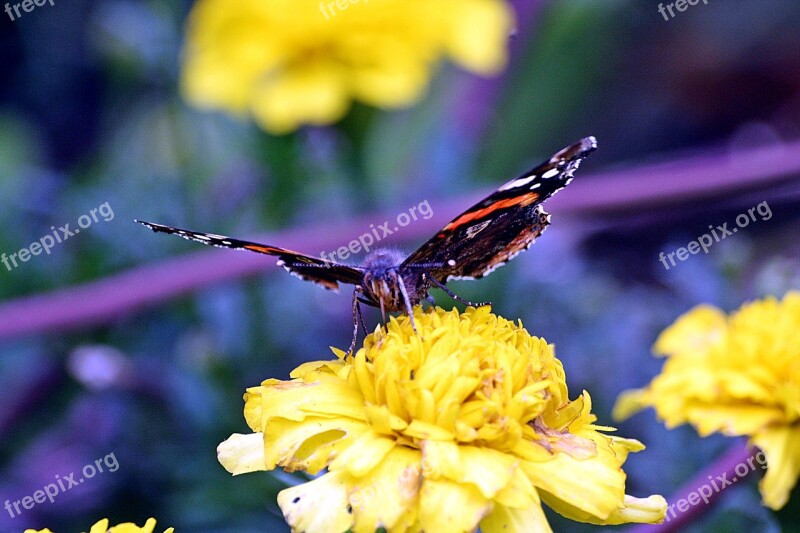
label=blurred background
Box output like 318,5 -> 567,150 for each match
1,0 -> 799,531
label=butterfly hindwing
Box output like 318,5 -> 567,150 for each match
400,137 -> 596,284
136,220 -> 364,290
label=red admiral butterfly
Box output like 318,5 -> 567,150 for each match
137,137 -> 596,353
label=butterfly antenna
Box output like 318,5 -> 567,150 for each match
405,262 -> 445,269
426,275 -> 490,308
396,274 -> 418,334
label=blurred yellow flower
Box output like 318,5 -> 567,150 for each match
218,306 -> 666,532
24,517 -> 174,533
182,0 -> 514,133
614,291 -> 800,510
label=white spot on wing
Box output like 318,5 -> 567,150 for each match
466,220 -> 492,238
499,175 -> 536,191
542,168 -> 560,179
447,275 -> 476,281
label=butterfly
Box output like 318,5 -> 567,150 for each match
137,137 -> 596,353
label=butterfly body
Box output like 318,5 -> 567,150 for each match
137,137 -> 597,352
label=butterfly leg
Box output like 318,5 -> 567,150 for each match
425,275 -> 491,308
348,289 -> 361,356
356,299 -> 368,337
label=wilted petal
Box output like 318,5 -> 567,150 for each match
217,432 -> 266,475
278,471 -> 353,533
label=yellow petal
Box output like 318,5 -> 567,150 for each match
752,425 -> 800,509
603,495 -> 668,525
349,447 -> 422,533
351,52 -> 429,107
653,304 -> 727,357
417,478 -> 491,532
520,442 -> 626,520
422,441 -> 517,498
89,519 -> 109,533
329,432 -> 396,477
263,416 -> 368,474
217,432 -> 266,475
278,471 -> 353,533
251,62 -> 350,134
364,404 -> 409,435
493,466 -> 539,509
261,378 -> 367,423
480,501 -> 553,533
444,0 -> 514,74
606,436 -> 646,466
686,405 -> 786,437
405,419 -> 455,441
290,359 -> 347,380
121,518 -> 156,532
419,439 -> 460,479
243,385 -> 264,431
351,347 -> 374,393
612,389 -> 649,422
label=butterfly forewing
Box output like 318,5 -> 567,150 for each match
136,220 -> 365,290
400,136 -> 596,284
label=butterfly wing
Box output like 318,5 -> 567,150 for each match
136,220 -> 365,290
401,137 -> 596,284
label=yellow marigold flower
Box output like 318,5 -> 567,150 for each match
24,517 -> 174,533
181,0 -> 514,134
218,306 -> 666,532
614,291 -> 800,510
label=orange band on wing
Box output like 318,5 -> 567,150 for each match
443,192 -> 540,231
244,244 -> 283,254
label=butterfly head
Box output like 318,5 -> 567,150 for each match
361,249 -> 414,315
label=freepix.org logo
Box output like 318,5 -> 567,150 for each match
1,202 -> 115,272
5,0 -> 55,21
657,0 -> 710,21
319,200 -> 433,263
658,200 -> 771,271
4,452 -> 119,519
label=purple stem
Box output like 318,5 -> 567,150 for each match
0,140 -> 799,340
627,443 -> 758,533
